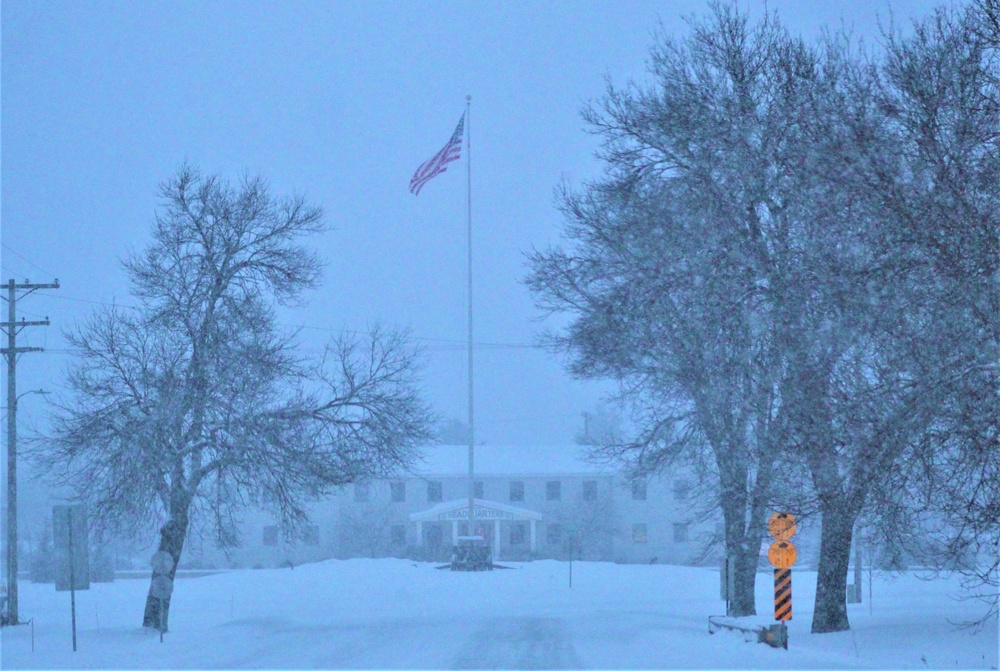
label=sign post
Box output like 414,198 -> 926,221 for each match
720,557 -> 736,615
53,505 -> 90,652
766,512 -> 796,649
150,551 -> 175,643
847,540 -> 863,604
566,525 -> 579,589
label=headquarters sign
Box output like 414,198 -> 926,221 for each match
438,507 -> 515,521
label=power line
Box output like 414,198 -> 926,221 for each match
35,292 -> 542,350
0,258 -> 33,281
281,320 -> 538,349
1,248 -> 544,350
1,243 -> 57,280
36,291 -> 139,310
5,307 -> 48,320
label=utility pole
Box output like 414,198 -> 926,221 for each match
1,277 -> 58,625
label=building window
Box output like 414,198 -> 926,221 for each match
582,480 -> 598,501
263,525 -> 279,547
673,523 -> 689,543
474,481 -> 484,498
391,524 -> 406,546
546,480 -> 561,501
509,480 -> 524,502
632,523 -> 648,544
391,481 -> 406,502
547,523 -> 562,545
673,479 -> 690,502
510,522 -> 527,545
354,482 -> 370,502
426,523 -> 443,546
302,524 -> 319,546
632,480 -> 647,500
427,481 -> 442,502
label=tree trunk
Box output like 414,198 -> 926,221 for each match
811,508 -> 855,633
142,511 -> 190,630
720,485 -> 762,617
730,541 -> 759,616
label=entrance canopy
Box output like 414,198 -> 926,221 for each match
410,499 -> 542,556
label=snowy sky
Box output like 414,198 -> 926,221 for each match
2,0 -> 945,451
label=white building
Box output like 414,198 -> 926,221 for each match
186,445 -> 716,570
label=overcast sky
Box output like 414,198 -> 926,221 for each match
2,0 -> 946,451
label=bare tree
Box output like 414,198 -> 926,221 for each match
846,3 -> 1000,629
337,498 -> 397,559
759,3 -> 1000,633
550,487 -> 620,561
38,167 -> 435,629
973,0 -> 1000,48
527,1 -> 999,634
527,4 -> 811,617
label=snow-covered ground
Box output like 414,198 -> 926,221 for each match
2,559 -> 996,669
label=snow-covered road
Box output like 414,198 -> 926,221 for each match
452,616 -> 580,669
2,559 -> 996,669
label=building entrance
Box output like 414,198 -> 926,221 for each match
410,499 -> 542,561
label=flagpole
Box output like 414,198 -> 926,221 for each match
465,95 -> 475,538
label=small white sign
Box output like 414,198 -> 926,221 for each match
151,551 -> 174,575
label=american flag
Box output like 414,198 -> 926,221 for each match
409,113 -> 465,196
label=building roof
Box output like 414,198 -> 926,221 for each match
407,444 -> 611,477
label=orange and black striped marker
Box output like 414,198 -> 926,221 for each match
774,568 -> 792,621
